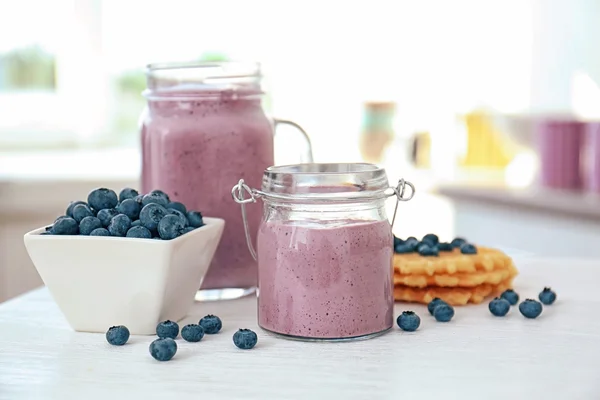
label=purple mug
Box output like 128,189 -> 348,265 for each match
537,119 -> 585,190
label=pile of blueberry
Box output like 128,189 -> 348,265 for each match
396,298 -> 455,332
42,187 -> 205,240
489,287 -> 557,318
106,314 -> 258,362
394,233 -> 477,257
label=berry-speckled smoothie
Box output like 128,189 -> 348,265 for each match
141,89 -> 273,290
256,219 -> 394,339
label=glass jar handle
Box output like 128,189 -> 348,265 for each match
231,178 -> 415,262
273,119 -> 314,163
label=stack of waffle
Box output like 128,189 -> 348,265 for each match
393,236 -> 518,306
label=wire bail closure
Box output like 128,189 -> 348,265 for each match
231,178 -> 415,262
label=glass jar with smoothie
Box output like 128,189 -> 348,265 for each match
232,163 -> 415,341
140,62 -> 313,300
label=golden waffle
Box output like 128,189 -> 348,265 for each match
393,262 -> 518,288
394,277 -> 514,306
393,246 -> 512,276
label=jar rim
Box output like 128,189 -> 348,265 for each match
259,163 -> 392,202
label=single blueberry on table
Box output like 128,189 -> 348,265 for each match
126,225 -> 152,239
156,320 -> 179,339
97,208 -> 120,227
52,217 -> 79,235
519,299 -> 543,319
199,314 -> 222,334
500,289 -> 519,305
451,237 -> 467,248
397,311 -> 420,332
168,209 -> 189,227
538,287 -> 557,305
187,211 -> 204,228
139,203 -> 169,232
79,216 -> 102,235
460,243 -> 478,254
90,228 -> 110,236
158,214 -> 185,240
149,338 -> 177,361
117,198 -> 141,220
437,242 -> 453,251
181,324 -> 205,342
427,297 -> 448,315
167,201 -> 187,214
66,201 -> 87,218
421,233 -> 439,246
108,214 -> 131,237
72,204 -> 94,223
433,303 -> 455,322
88,188 -> 118,211
106,325 -> 130,346
233,329 -> 258,350
118,187 -> 139,202
418,243 -> 439,257
488,297 -> 511,317
142,192 -> 169,207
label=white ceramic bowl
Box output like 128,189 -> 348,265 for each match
23,217 -> 225,335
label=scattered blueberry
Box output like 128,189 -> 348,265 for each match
395,243 -> 415,254
451,237 -> 467,248
538,287 -> 557,305
90,228 -> 110,236
158,214 -> 185,240
52,217 -> 79,235
181,324 -> 205,342
460,243 -> 477,254
106,325 -> 130,345
97,208 -> 120,227
199,314 -> 222,334
418,243 -> 439,256
156,320 -> 179,339
233,329 -> 258,350
149,338 -> 177,361
396,311 -> 420,332
116,198 -> 141,220
72,204 -> 94,223
437,242 -> 453,251
66,201 -> 87,218
488,297 -> 511,317
187,211 -> 204,228
139,203 -> 169,232
500,289 -> 519,305
519,299 -> 543,319
142,192 -> 169,207
126,225 -> 152,239
422,233 -> 439,246
88,188 -> 118,211
427,297 -> 448,315
167,201 -> 187,214
168,209 -> 189,227
108,214 -> 132,237
433,303 -> 455,322
79,216 -> 102,235
118,187 -> 139,202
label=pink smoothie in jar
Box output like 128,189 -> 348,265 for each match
238,163 -> 411,341
257,219 -> 393,339
140,63 -> 273,292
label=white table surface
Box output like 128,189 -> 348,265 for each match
0,258 -> 599,400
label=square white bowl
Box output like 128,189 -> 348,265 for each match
23,217 -> 224,335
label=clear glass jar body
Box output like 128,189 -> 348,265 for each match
254,165 -> 395,341
140,62 -> 273,293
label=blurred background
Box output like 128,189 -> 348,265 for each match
1,0 -> 600,302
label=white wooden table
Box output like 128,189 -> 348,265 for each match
0,258 -> 598,400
